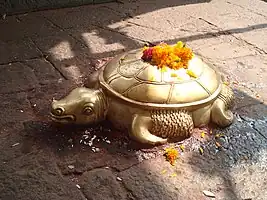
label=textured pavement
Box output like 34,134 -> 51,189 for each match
1,0 -> 267,200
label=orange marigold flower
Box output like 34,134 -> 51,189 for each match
164,147 -> 179,166
142,41 -> 193,70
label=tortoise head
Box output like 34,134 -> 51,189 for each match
50,87 -> 108,125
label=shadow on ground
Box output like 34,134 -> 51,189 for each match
0,84 -> 265,199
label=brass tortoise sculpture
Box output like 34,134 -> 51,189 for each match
50,47 -> 234,145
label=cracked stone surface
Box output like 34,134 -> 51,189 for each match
78,168 -> 129,200
0,0 -> 267,199
0,39 -> 42,63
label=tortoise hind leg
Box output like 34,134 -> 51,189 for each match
131,110 -> 194,145
211,84 -> 235,127
131,114 -> 167,145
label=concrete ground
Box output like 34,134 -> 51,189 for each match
1,0 -> 267,199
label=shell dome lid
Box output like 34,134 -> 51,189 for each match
99,43 -> 222,108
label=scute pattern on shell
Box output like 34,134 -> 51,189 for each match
150,110 -> 194,139
101,50 -> 221,105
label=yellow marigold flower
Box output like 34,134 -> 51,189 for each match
161,66 -> 168,72
142,41 -> 193,71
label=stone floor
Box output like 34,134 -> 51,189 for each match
0,0 -> 267,199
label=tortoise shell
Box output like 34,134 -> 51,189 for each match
99,49 -> 222,108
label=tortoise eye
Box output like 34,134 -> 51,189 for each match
83,107 -> 93,115
53,108 -> 64,116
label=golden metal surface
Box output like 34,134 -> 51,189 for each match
50,47 -> 235,145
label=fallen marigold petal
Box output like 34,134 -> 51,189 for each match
215,133 -> 225,138
215,141 -> 222,148
164,147 -> 179,166
233,81 -> 239,85
199,147 -> 204,155
161,169 -> 167,174
223,81 -> 230,86
187,69 -> 198,78
180,145 -> 185,152
149,76 -> 155,81
171,73 -> 178,77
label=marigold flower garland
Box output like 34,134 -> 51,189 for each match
141,41 -> 194,70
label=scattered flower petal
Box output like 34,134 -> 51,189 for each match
116,177 -> 122,181
203,190 -> 215,198
170,173 -> 177,177
68,138 -> 73,143
171,73 -> 177,77
223,81 -> 230,86
68,165 -> 75,169
215,133 -> 225,138
186,69 -> 198,78
106,140 -> 111,144
76,184 -> 81,189
11,143 -> 20,147
150,76 -> 155,81
210,129 -> 213,135
201,132 -> 206,138
179,145 -> 185,152
215,141 -> 222,148
199,147 -> 204,155
233,81 -> 239,85
161,169 -> 167,174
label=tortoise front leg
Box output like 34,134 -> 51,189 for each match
131,114 -> 168,145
